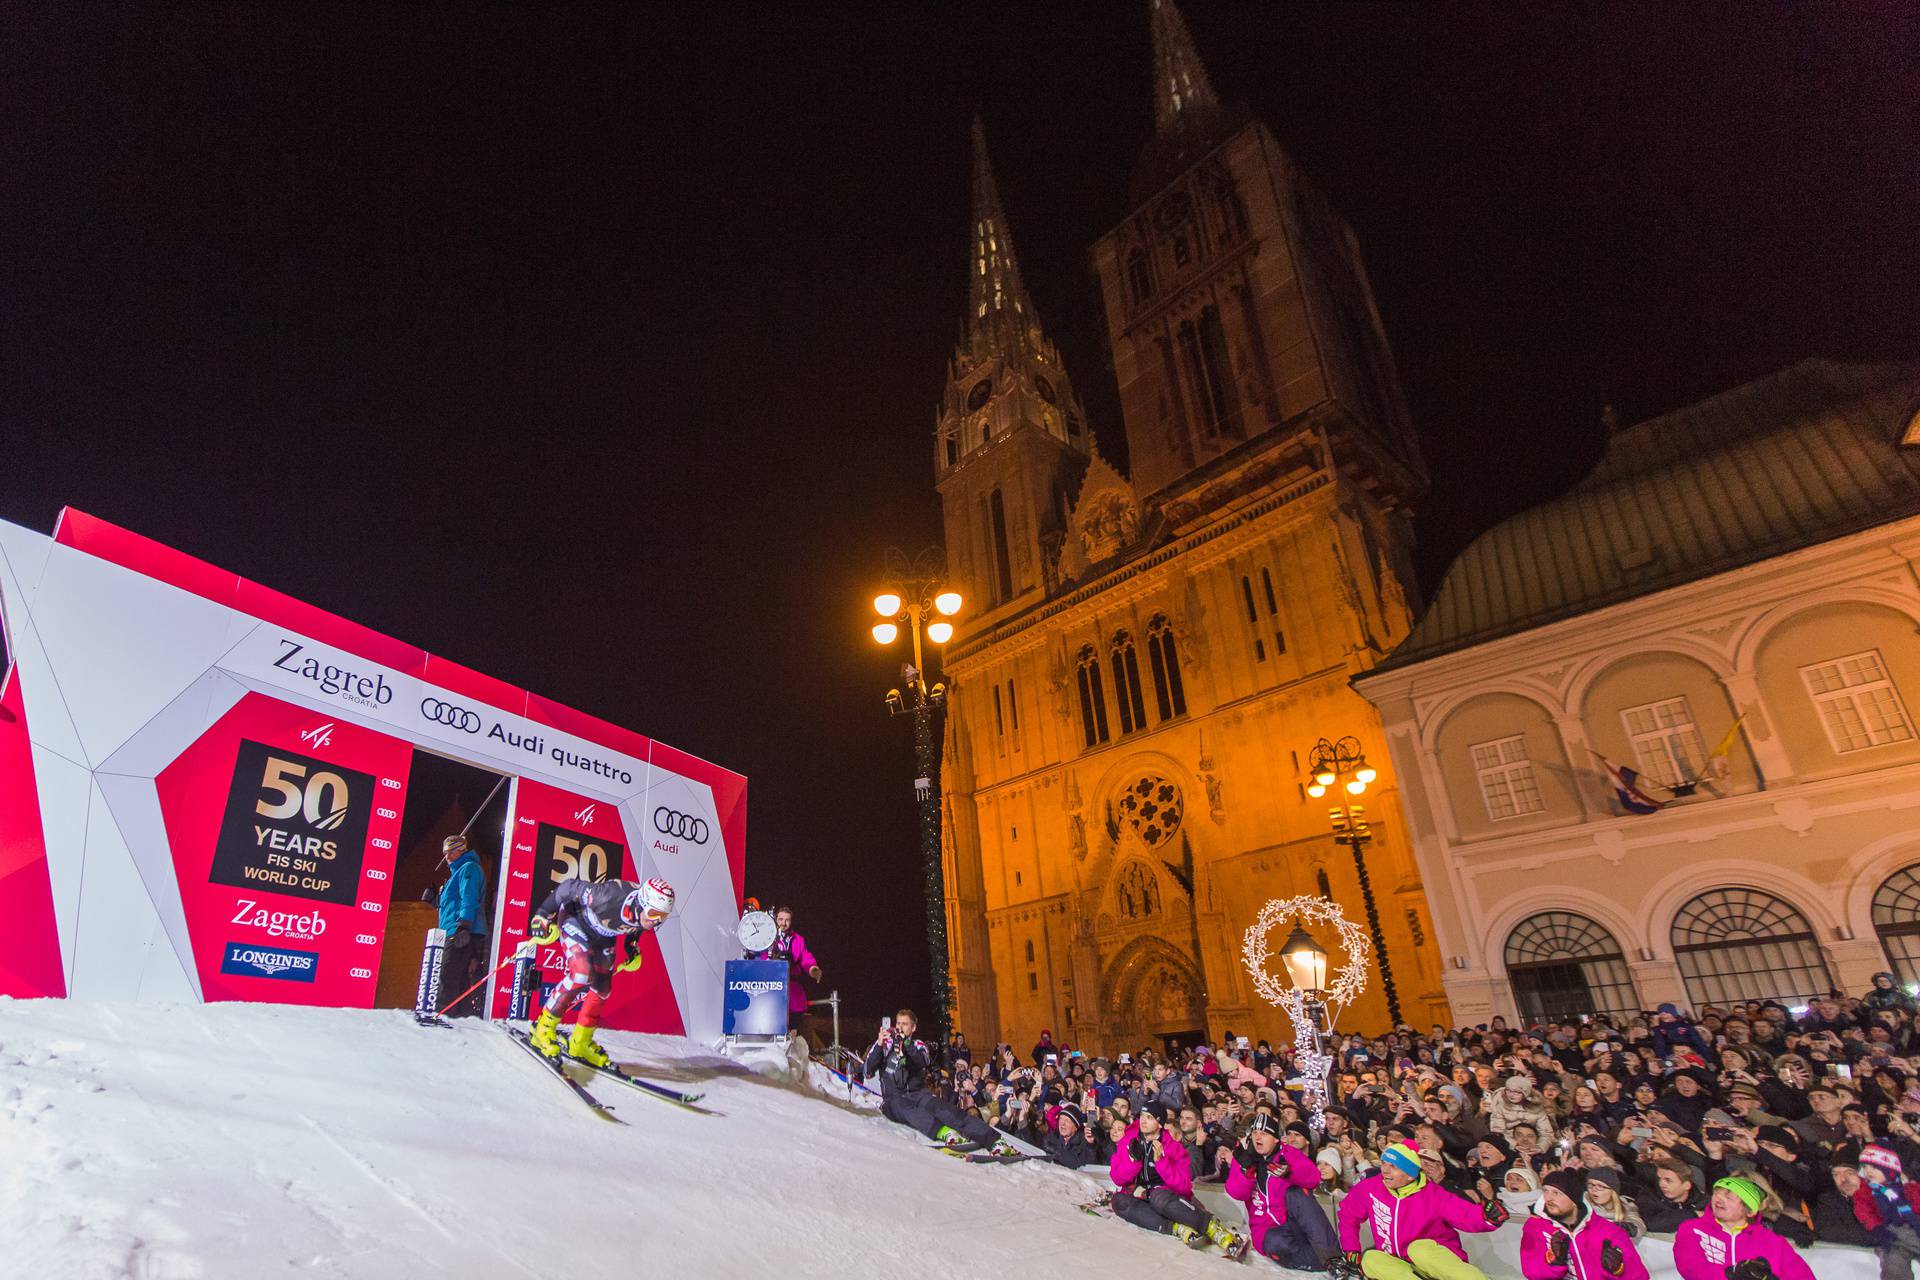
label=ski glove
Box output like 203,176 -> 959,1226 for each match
1726,1262 -> 1778,1280
1600,1241 -> 1625,1277
1546,1231 -> 1571,1266
617,936 -> 645,973
1329,1250 -> 1365,1280
1482,1197 -> 1510,1228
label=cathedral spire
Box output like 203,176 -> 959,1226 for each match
968,115 -> 1037,341
1149,0 -> 1221,137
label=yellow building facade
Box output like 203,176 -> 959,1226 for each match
931,2 -> 1450,1054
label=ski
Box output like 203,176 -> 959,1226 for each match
941,1147 -> 1035,1164
506,1027 -> 624,1124
562,1053 -> 710,1111
1076,1196 -> 1114,1218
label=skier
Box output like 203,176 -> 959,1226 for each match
525,875 -> 675,1067
746,905 -> 822,1034
863,1008 -> 1014,1155
1109,1102 -> 1250,1256
1227,1113 -> 1338,1270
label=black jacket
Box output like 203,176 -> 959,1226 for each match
536,878 -> 646,956
1637,1187 -> 1705,1234
1045,1128 -> 1099,1170
864,1033 -> 933,1102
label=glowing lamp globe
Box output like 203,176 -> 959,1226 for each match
1306,783 -> 1326,798
926,621 -> 954,644
1280,925 -> 1329,994
1345,779 -> 1367,795
933,591 -> 963,616
1356,765 -> 1378,784
873,592 -> 902,617
871,622 -> 899,644
1314,769 -> 1336,787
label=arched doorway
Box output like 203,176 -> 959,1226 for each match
1101,936 -> 1205,1056
1503,911 -> 1639,1024
1873,864 -> 1920,985
1671,887 -> 1832,1007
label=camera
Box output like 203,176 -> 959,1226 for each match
1705,1126 -> 1737,1141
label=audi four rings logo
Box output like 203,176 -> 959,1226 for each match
420,698 -> 482,733
653,808 -> 709,843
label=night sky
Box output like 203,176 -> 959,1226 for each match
4,3 -> 1915,1019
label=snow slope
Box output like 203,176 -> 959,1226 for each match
0,999 -> 1263,1280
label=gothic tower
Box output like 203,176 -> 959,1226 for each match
936,118 -> 1097,624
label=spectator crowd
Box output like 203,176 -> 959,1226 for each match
878,973 -> 1920,1277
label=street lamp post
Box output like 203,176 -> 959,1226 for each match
1305,735 -> 1402,1026
869,548 -> 963,1042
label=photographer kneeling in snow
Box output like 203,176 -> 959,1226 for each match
863,1009 -> 1016,1157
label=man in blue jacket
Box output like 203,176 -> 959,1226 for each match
436,834 -> 489,1017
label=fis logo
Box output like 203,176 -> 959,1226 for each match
221,942 -> 319,982
573,804 -> 598,826
300,722 -> 336,750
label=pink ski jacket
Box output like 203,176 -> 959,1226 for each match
1226,1143 -> 1322,1236
1519,1204 -> 1649,1280
1336,1173 -> 1495,1262
1671,1213 -> 1813,1280
1110,1123 -> 1194,1197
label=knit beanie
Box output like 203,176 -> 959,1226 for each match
1862,1145 -> 1905,1179
1544,1168 -> 1590,1202
1381,1142 -> 1421,1178
1715,1176 -> 1764,1216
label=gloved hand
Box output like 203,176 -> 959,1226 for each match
1547,1231 -> 1571,1266
1230,1138 -> 1258,1174
1330,1251 -> 1365,1280
1482,1197 -> 1510,1228
1727,1261 -> 1778,1280
529,914 -> 550,935
1600,1241 -> 1624,1277
809,965 -> 823,982
617,936 -> 645,973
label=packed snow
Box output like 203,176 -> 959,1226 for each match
0,999 -> 1271,1279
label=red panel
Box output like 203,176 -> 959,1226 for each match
524,692 -> 652,764
0,670 -> 66,997
155,693 -> 414,1007
53,508 -> 242,607
489,777 -> 684,1035
648,740 -> 747,909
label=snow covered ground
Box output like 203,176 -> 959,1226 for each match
0,998 -> 1277,1280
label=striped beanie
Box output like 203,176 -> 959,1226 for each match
1381,1142 -> 1422,1178
1862,1145 -> 1905,1178
1714,1176 -> 1764,1216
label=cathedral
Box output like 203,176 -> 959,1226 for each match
932,0 -> 1451,1053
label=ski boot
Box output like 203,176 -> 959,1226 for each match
1170,1224 -> 1209,1249
1205,1219 -> 1249,1259
566,1022 -> 612,1069
528,1010 -> 563,1059
934,1125 -> 972,1149
987,1139 -> 1021,1158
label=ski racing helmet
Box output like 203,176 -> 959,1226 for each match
623,876 -> 677,926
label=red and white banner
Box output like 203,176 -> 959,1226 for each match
0,509 -> 746,1039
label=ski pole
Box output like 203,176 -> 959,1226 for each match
439,940 -> 537,1018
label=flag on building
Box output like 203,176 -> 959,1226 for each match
1702,714 -> 1748,779
1595,754 -> 1665,814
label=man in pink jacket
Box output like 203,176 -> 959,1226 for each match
1672,1176 -> 1815,1280
746,905 -> 821,1032
1227,1115 -> 1338,1270
1519,1168 -> 1647,1280
1109,1103 -> 1249,1256
1334,1141 -> 1506,1280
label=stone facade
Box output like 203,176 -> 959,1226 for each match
930,2 -> 1450,1053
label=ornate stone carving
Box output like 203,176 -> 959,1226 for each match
1079,490 -> 1140,563
1117,776 -> 1183,847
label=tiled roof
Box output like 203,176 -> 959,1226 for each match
1379,359 -> 1920,670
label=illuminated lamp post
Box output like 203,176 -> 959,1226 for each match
1244,897 -> 1371,1134
1305,735 -> 1400,1026
869,547 -> 962,1042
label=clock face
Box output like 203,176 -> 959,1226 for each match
967,378 -> 993,411
737,910 -> 778,953
1034,375 -> 1056,405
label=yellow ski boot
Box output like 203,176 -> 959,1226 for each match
1170,1224 -> 1207,1249
567,1022 -> 612,1069
528,1010 -> 562,1059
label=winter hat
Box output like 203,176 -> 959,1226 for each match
1755,1125 -> 1799,1153
1479,1133 -> 1514,1159
1657,1003 -> 1682,1018
1714,1176 -> 1765,1216
1381,1142 -> 1422,1178
1505,1074 -> 1532,1093
1140,1100 -> 1170,1124
1246,1112 -> 1281,1139
1701,1107 -> 1739,1132
1586,1167 -> 1622,1193
1862,1145 -> 1905,1178
1544,1168 -> 1590,1201
1056,1103 -> 1086,1132
1285,1122 -> 1315,1143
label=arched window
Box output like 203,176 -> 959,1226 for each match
1110,630 -> 1148,735
987,487 -> 1013,605
1118,862 -> 1159,920
1873,864 -> 1920,984
1503,912 -> 1640,1023
1076,645 -> 1110,748
1128,249 -> 1153,305
1146,614 -> 1187,720
1024,939 -> 1035,964
1671,887 -> 1832,1008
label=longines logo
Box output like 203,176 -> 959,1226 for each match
652,807 -> 708,844
272,639 -> 393,707
220,941 -> 319,982
299,722 -> 335,750
573,804 -> 598,826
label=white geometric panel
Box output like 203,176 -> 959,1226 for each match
0,535 -> 90,769
29,544 -> 242,767
68,782 -> 168,999
98,669 -> 248,780
133,918 -> 199,1003
30,745 -> 95,990
94,771 -> 202,1002
0,517 -> 56,611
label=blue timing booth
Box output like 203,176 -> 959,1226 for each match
722,959 -> 788,1038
